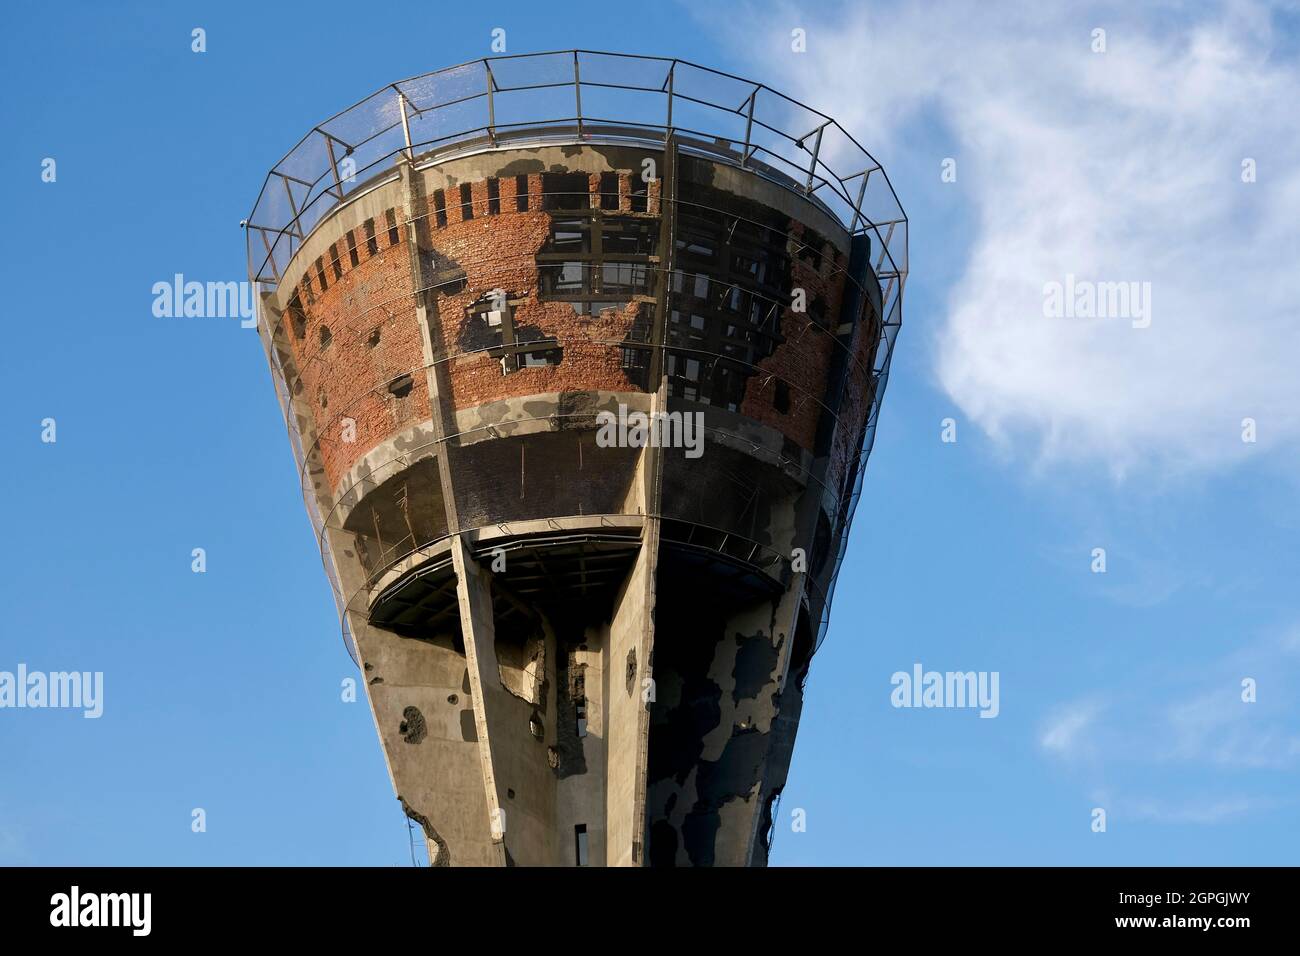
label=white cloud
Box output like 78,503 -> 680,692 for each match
1039,700 -> 1102,757
716,0 -> 1300,477
1123,794 -> 1274,825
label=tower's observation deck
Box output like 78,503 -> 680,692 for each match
247,51 -> 906,866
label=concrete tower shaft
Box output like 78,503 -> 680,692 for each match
246,52 -> 906,866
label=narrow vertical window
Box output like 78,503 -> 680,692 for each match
346,230 -> 359,267
515,174 -> 529,212
487,177 -> 500,215
363,218 -> 378,256
599,172 -> 619,210
385,208 -> 400,246
459,183 -> 473,221
574,824 -> 589,866
433,189 -> 447,228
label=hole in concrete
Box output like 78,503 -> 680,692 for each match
368,327 -> 381,348
399,705 -> 427,744
447,693 -> 458,705
529,714 -> 544,739
626,648 -> 637,696
507,788 -> 515,799
319,325 -> 332,348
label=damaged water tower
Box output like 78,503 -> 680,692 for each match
245,51 -> 906,866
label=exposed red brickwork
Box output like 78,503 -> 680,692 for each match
423,184 -> 644,411
279,165 -> 860,495
278,202 -> 432,491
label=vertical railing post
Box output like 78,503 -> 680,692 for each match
740,87 -> 756,168
804,124 -> 824,194
322,132 -> 345,200
485,61 -> 496,146
397,87 -> 414,162
848,170 -> 869,233
665,60 -> 675,138
574,52 -> 583,137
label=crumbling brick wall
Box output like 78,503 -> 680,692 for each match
279,163 -> 869,498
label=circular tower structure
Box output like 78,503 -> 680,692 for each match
246,51 -> 906,867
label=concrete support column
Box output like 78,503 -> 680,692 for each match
450,535 -> 509,865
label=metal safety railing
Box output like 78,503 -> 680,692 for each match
245,50 -> 907,308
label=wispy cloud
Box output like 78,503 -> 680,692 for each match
1123,794 -> 1276,825
707,0 -> 1300,478
1035,625 -> 1300,823
1039,700 -> 1103,758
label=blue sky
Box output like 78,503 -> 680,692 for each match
2,0 -> 1298,865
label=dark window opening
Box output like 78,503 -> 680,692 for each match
346,231 -> 359,267
774,379 -> 790,414
459,183 -> 473,221
543,172 -> 590,211
287,294 -> 306,339
299,273 -> 314,304
363,218 -> 378,256
515,174 -> 529,211
602,218 -> 655,255
319,325 -> 332,349
385,208 -> 400,246
388,374 -> 414,399
330,244 -> 343,280
630,179 -> 649,213
599,172 -> 620,210
487,177 -> 501,215
574,824 -> 589,866
545,218 -> 591,254
518,346 -> 562,368
315,257 -> 328,291
433,189 -> 447,228
367,327 -> 381,348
